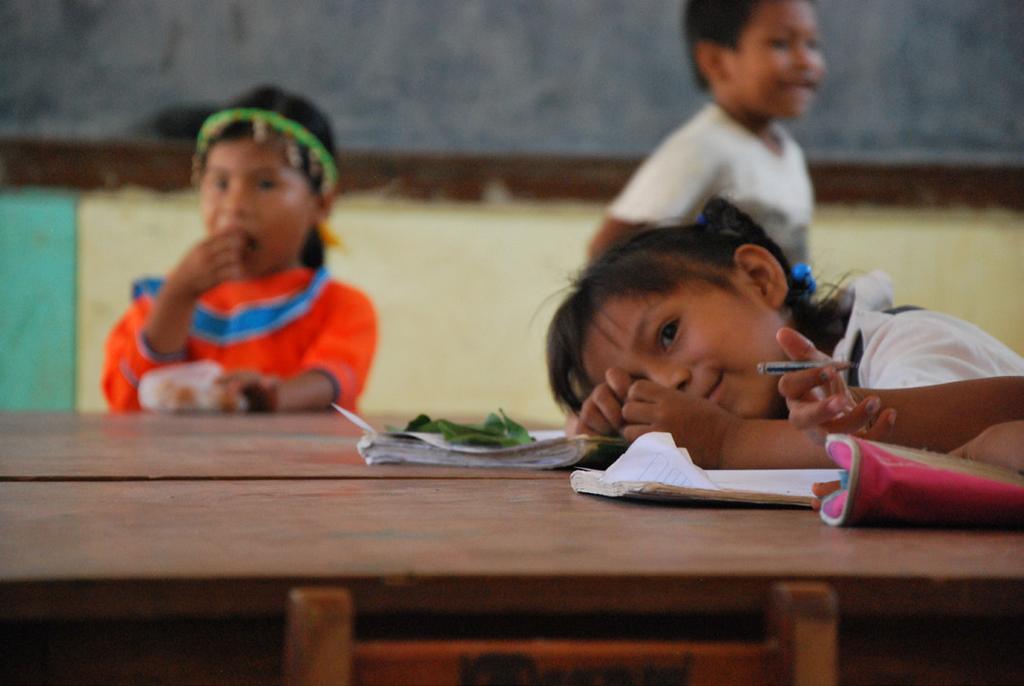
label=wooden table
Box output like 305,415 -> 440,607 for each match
1,413 -> 1022,685
0,412 -> 562,481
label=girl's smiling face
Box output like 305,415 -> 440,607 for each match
581,251 -> 793,420
199,137 -> 330,278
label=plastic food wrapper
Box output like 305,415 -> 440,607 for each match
139,361 -> 247,413
820,434 -> 1024,527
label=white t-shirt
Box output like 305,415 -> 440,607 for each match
830,271 -> 1024,388
608,102 -> 813,262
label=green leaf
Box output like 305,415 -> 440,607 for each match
480,413 -> 505,434
499,409 -> 531,444
397,410 -> 535,446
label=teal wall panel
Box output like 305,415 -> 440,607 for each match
0,190 -> 77,410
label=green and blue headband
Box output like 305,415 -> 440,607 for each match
195,107 -> 338,194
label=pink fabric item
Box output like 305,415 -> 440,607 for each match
821,435 -> 1024,527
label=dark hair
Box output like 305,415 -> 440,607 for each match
198,85 -> 337,269
682,0 -> 814,90
546,197 -> 847,412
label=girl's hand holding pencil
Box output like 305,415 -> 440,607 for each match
773,327 -> 896,445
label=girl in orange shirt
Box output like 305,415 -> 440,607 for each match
103,86 -> 377,412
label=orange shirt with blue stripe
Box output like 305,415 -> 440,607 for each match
103,267 -> 377,412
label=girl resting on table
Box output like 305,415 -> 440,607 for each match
546,197 -> 1024,469
103,86 -> 377,413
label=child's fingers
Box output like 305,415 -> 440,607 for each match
820,395 -> 883,435
620,398 -> 655,427
576,383 -> 626,437
207,249 -> 244,283
202,231 -> 245,264
564,413 -> 586,437
576,403 -> 613,436
788,393 -> 854,430
826,367 -> 855,403
210,233 -> 246,262
205,253 -> 234,278
777,366 -> 834,400
776,326 -> 825,360
605,367 -> 632,401
620,422 -> 654,443
589,384 -> 624,428
624,378 -> 668,402
812,480 -> 841,497
859,407 -> 897,442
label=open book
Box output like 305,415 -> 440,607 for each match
335,406 -> 626,469
571,432 -> 841,507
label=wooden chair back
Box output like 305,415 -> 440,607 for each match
284,582 -> 837,686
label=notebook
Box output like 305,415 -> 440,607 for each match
335,406 -> 626,469
570,432 -> 841,507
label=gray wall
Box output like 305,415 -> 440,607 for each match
2,0 -> 1022,163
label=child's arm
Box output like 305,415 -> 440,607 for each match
219,285 -> 378,413
215,370 -> 337,412
285,282 -> 378,412
789,377 -> 1024,453
776,326 -> 1024,452
951,421 -> 1024,473
618,375 -> 1024,469
144,229 -> 246,354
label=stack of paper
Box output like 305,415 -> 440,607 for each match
571,433 -> 842,506
334,405 -> 625,469
358,429 -> 625,469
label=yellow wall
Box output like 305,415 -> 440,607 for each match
810,206 -> 1024,354
78,192 -> 1024,423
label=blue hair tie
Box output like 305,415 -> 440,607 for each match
791,262 -> 817,296
695,212 -> 708,226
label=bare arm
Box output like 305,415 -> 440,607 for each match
216,369 -> 338,412
621,376 -> 1024,469
275,371 -> 338,412
777,326 -> 1024,452
143,229 -> 246,354
587,215 -> 647,261
143,286 -> 201,355
951,420 -> 1024,473
716,417 -> 833,469
848,377 -> 1024,452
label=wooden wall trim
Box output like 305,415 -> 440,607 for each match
2,138 -> 1022,209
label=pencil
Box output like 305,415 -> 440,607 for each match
756,360 -> 853,375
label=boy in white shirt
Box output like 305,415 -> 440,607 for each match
589,0 -> 825,263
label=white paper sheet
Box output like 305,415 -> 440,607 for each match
601,432 -> 720,490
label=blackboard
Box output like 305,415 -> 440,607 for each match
2,0 -> 1022,163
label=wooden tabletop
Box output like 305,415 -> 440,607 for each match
2,412 -> 1021,622
0,412 -> 564,481
2,477 -> 1021,622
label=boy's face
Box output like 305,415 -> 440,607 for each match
199,137 -> 328,278
711,0 -> 825,126
581,278 -> 791,421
